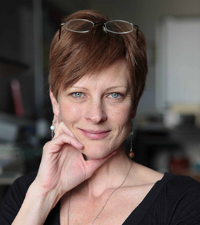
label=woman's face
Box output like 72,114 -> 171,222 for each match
51,59 -> 135,159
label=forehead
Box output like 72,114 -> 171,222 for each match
70,59 -> 131,88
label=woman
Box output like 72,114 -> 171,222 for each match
1,10 -> 200,225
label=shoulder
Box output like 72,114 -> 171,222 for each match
154,173 -> 200,203
161,173 -> 200,194
7,173 -> 37,201
132,163 -> 200,197
153,173 -> 200,224
12,173 -> 37,190
0,174 -> 36,225
3,173 -> 36,201
131,162 -> 164,186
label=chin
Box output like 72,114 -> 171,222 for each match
81,144 -> 112,160
81,141 -> 121,160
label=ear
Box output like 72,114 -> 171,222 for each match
50,91 -> 59,117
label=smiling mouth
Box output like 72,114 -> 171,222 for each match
79,129 -> 110,140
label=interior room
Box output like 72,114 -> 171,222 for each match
1,0 -> 200,204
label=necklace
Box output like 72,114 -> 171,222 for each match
67,160 -> 133,225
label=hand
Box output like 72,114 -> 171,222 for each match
33,120 -> 115,205
12,121 -> 115,225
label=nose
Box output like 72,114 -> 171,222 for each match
85,100 -> 107,123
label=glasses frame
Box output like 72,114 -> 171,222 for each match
59,19 -> 139,40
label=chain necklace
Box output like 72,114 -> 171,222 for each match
67,161 -> 133,225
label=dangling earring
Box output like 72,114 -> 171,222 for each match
129,121 -> 134,159
50,117 -> 56,139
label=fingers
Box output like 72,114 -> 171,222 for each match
53,118 -> 84,148
44,134 -> 83,153
53,121 -> 75,139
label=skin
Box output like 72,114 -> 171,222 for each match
51,58 -> 136,160
12,59 -> 163,225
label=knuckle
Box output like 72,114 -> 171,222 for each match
43,141 -> 50,149
42,142 -> 51,154
61,133 -> 71,139
60,133 -> 67,138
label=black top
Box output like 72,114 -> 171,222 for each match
0,173 -> 200,225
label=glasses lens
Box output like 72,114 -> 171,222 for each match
65,19 -> 94,33
105,20 -> 133,34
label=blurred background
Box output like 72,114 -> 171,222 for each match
1,0 -> 200,203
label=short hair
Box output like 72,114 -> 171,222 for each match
49,10 -> 148,110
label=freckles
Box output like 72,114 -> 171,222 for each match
115,109 -> 132,128
73,104 -> 84,115
59,104 -> 83,129
110,104 -> 131,117
60,102 -> 82,114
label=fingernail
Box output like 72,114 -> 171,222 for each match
78,142 -> 83,147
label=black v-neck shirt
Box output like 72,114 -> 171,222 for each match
1,172 -> 200,225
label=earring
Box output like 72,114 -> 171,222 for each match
129,122 -> 134,159
50,117 -> 56,139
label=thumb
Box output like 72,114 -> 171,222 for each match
84,151 -> 117,178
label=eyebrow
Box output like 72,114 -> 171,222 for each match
70,86 -> 88,90
105,86 -> 128,91
70,85 -> 128,91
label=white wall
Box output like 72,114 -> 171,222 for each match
88,0 -> 200,118
156,16 -> 200,112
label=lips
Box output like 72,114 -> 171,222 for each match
79,129 -> 110,140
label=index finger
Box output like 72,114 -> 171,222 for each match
53,121 -> 75,139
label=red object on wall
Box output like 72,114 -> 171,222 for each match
11,79 -> 24,117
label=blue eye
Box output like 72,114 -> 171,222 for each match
72,92 -> 83,98
109,93 -> 120,98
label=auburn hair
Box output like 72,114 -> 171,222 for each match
49,10 -> 148,110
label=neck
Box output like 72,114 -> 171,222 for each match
74,145 -> 132,197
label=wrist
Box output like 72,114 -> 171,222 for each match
12,181 -> 59,225
27,180 -> 60,211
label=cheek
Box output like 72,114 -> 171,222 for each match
58,104 -> 83,124
116,106 -> 133,135
109,103 -> 133,124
